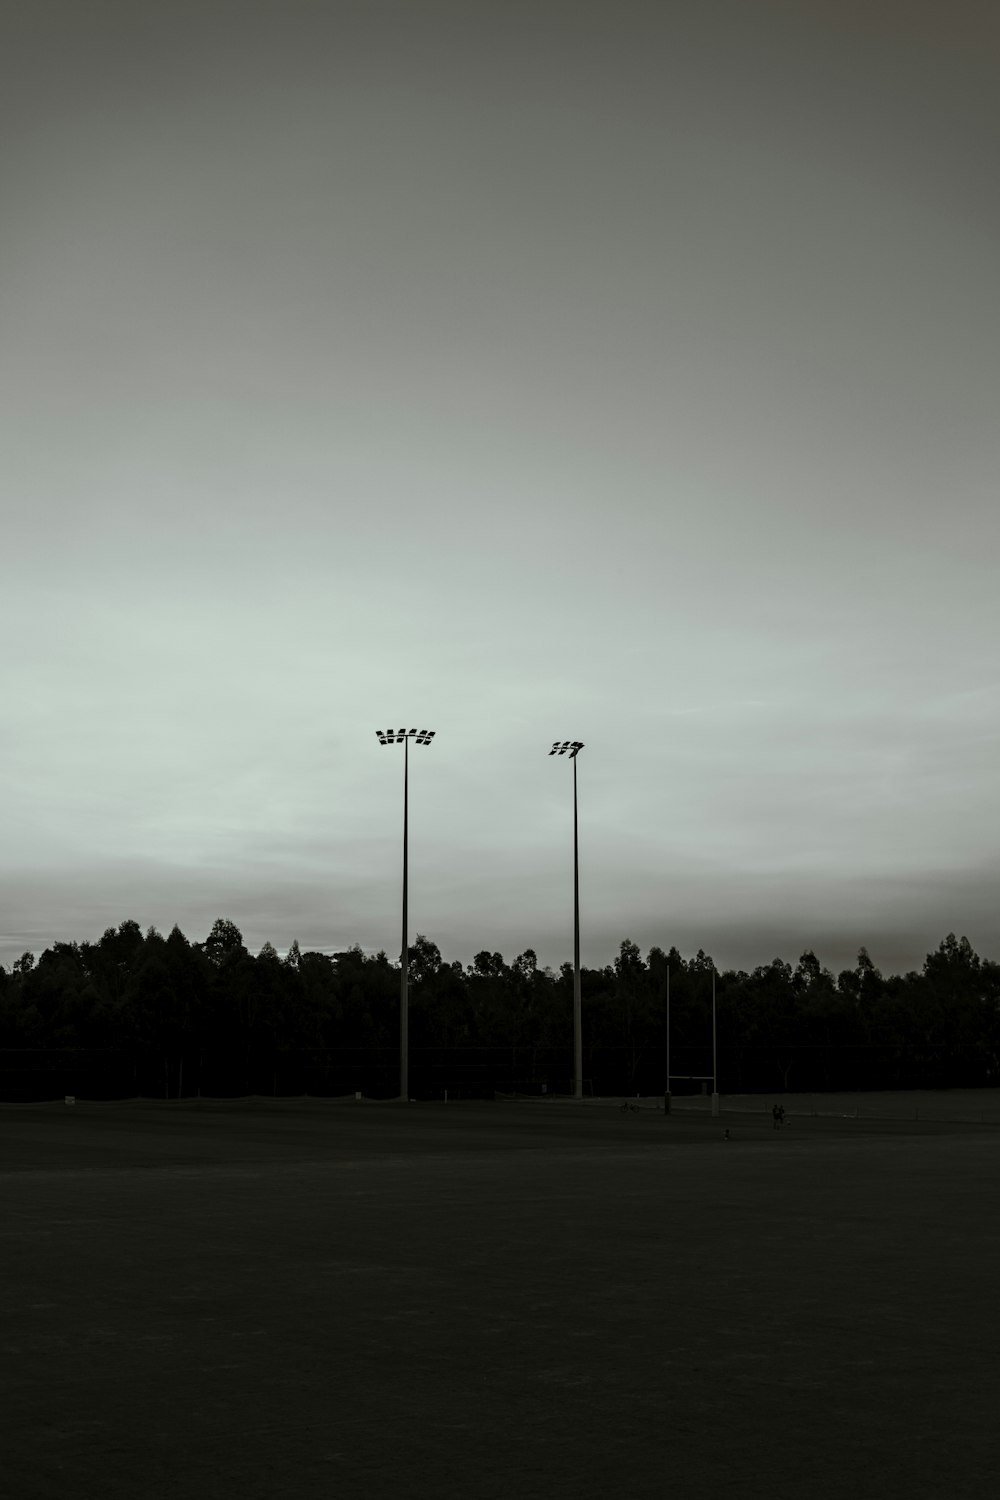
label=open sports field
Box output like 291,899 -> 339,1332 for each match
3,1097 -> 998,1499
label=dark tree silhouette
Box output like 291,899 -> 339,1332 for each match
2,918 -> 999,1099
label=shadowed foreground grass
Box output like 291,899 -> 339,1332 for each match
2,1098 -> 997,1499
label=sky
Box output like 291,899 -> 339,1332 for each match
3,0 -> 999,978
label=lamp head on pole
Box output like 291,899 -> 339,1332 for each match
549,740 -> 584,758
376,728 -> 436,746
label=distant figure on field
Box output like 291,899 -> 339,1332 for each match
723,1128 -> 731,1141
772,1103 -> 785,1130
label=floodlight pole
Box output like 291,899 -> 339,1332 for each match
377,727 -> 435,1103
549,740 -> 585,1100
572,753 -> 582,1101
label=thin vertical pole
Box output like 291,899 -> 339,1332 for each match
712,969 -> 716,1086
711,968 -> 719,1116
664,965 -> 671,1115
573,754 -> 582,1099
401,732 -> 409,1103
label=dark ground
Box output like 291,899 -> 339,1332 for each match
2,1097 -> 998,1499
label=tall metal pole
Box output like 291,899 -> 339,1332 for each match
377,727 -> 435,1103
573,754 -> 582,1100
548,741 -> 584,1098
401,732 -> 409,1103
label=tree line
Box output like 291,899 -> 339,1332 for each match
1,918 -> 999,1098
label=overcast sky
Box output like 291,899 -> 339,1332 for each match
3,0 -> 999,977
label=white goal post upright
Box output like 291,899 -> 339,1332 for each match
664,965 -> 670,1115
711,967 -> 719,1117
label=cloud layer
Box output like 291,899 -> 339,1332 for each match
3,1 -> 998,975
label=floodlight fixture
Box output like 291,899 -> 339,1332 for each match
549,739 -> 585,1098
375,725 -> 437,1101
376,728 -> 436,746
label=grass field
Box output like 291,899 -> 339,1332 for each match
3,1095 -> 998,1499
